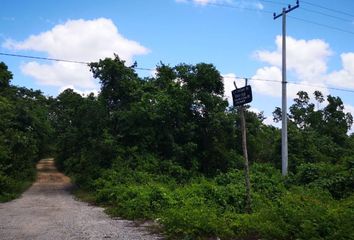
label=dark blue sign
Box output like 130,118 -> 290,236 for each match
232,85 -> 253,106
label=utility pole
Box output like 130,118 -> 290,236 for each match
273,0 -> 299,176
233,80 -> 252,213
239,104 -> 251,213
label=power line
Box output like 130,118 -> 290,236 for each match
2,51 -> 354,93
261,0 -> 354,19
300,7 -> 353,23
181,0 -> 354,37
288,15 -> 354,35
0,52 -> 157,72
0,52 -> 89,65
227,76 -> 354,94
230,75 -> 280,83
301,0 -> 354,18
259,0 -> 284,6
261,0 -> 354,24
288,82 -> 354,93
182,0 -> 273,14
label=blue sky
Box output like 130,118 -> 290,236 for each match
1,0 -> 354,127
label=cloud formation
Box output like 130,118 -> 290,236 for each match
255,36 -> 331,83
328,53 -> 354,89
176,0 -> 232,5
3,18 -> 149,93
222,73 -> 238,106
251,35 -> 333,99
223,35 -> 354,130
176,0 -> 263,9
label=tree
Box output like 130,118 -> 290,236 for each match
275,90 -> 353,168
321,95 -> 353,145
90,55 -> 140,112
1,62 -> 54,200
0,62 -> 12,89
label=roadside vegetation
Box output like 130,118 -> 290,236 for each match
0,62 -> 53,202
1,57 -> 353,239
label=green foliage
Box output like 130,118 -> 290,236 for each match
242,188 -> 354,240
0,62 -> 12,88
292,162 -> 354,199
0,170 -> 33,202
88,164 -> 353,240
0,62 -> 53,201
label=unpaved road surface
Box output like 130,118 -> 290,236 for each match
0,159 -> 162,240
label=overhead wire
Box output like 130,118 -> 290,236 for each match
288,82 -> 354,93
301,0 -> 354,18
226,75 -> 354,93
261,0 -> 354,19
288,15 -> 354,35
183,0 -> 354,36
1,52 -> 353,94
0,52 -> 156,72
0,52 -> 89,65
300,7 -> 353,22
183,0 -> 273,14
259,0 -> 284,6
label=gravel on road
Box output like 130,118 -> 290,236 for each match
0,159 -> 163,240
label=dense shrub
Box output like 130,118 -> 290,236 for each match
242,188 -> 354,240
0,62 -> 53,201
292,162 -> 354,199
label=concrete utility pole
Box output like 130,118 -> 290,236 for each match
273,0 -> 299,176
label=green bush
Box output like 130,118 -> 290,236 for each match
161,203 -> 221,239
0,172 -> 33,202
293,163 -> 354,199
240,188 -> 354,240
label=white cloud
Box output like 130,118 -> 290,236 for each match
344,104 -> 354,133
344,104 -> 354,117
327,53 -> 354,89
252,66 -> 281,97
176,0 -> 263,9
254,2 -> 264,10
222,73 -> 238,106
263,115 -> 279,127
58,85 -> 99,97
251,36 -> 331,99
194,0 -> 214,5
3,18 -> 149,92
250,65 -> 329,100
247,107 -> 279,127
21,61 -> 96,88
248,107 -> 261,114
190,0 -> 232,5
255,36 -> 331,83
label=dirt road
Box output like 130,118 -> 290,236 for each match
0,159 -> 162,240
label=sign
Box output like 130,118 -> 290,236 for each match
232,85 -> 253,106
